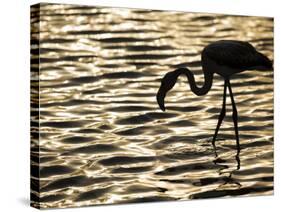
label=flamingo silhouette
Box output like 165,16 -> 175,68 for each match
156,40 -> 273,157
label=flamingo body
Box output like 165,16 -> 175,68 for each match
202,40 -> 272,77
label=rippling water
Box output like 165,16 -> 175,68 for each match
30,3 -> 273,209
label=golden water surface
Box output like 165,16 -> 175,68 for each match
30,3 -> 273,209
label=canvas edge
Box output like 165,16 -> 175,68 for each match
30,3 -> 41,210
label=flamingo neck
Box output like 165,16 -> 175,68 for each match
176,67 -> 213,96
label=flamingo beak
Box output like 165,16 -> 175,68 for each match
157,88 -> 166,111
156,69 -> 180,112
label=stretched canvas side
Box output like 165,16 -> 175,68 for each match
30,3 -> 41,209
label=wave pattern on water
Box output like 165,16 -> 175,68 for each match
30,3 -> 273,209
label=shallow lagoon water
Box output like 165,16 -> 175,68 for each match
30,3 -> 273,208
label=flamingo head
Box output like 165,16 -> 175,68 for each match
156,71 -> 180,111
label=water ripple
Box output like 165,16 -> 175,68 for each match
31,3 -> 273,209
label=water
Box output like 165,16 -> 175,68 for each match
30,3 -> 273,209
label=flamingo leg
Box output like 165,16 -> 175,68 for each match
227,80 -> 241,163
212,80 -> 227,156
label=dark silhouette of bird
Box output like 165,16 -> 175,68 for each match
156,40 -> 273,157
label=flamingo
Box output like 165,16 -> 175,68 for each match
156,40 -> 273,157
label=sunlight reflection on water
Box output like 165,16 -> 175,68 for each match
30,3 -> 273,209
